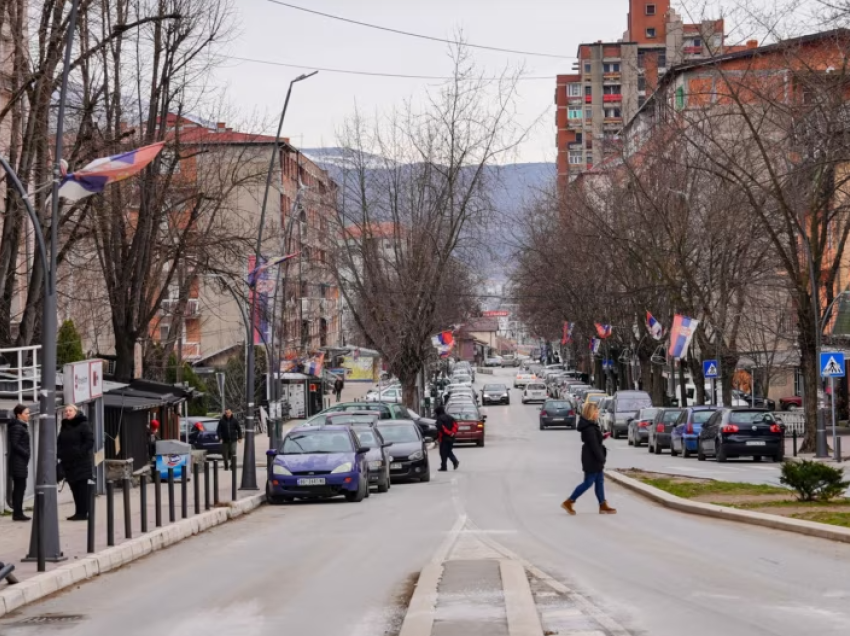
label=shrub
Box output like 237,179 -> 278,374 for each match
779,460 -> 850,502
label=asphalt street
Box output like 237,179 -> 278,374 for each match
3,368 -> 850,635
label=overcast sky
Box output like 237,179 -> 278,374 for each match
214,0 -> 790,164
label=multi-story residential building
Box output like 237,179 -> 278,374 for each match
555,0 -> 748,189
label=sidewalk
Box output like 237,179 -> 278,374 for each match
0,460 -> 266,586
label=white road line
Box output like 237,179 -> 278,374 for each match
501,559 -> 545,636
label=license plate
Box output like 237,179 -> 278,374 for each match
390,463 -> 402,470
460,425 -> 471,431
746,441 -> 766,446
297,478 -> 326,486
552,418 -> 564,422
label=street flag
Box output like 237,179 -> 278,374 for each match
595,323 -> 612,339
668,314 -> 699,359
58,141 -> 166,201
590,338 -> 601,354
646,311 -> 664,340
304,352 -> 325,377
561,322 -> 574,345
247,252 -> 300,287
432,331 -> 454,348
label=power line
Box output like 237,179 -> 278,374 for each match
228,56 -> 554,81
266,0 -> 576,61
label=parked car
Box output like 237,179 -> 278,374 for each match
779,396 -> 802,410
522,382 -> 548,404
266,425 -> 371,504
454,361 -> 475,381
606,390 -> 653,439
596,397 -> 615,433
404,408 -> 439,441
181,417 -> 222,454
364,386 -> 403,403
484,356 -> 503,367
444,384 -> 478,404
347,422 -> 393,493
377,419 -> 431,482
482,383 -> 510,405
731,389 -> 776,411
445,404 -> 486,446
580,392 -> 607,422
501,354 -> 520,367
627,407 -> 659,447
698,408 -> 785,462
648,408 -> 685,455
514,372 -> 537,388
452,373 -> 474,386
670,406 -> 718,458
539,399 -> 577,429
363,383 -> 400,401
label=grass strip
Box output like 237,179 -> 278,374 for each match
638,476 -> 788,499
791,511 -> 850,528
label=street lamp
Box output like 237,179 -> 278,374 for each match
243,71 -> 318,491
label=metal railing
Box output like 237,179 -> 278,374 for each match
0,345 -> 41,403
778,411 -> 805,437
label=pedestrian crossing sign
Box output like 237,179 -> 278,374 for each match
703,360 -> 719,379
820,351 -> 846,378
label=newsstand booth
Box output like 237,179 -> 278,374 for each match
279,373 -> 324,419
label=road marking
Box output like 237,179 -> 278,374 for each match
501,559 -> 545,636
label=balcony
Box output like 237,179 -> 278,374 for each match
603,94 -> 622,102
182,342 -> 201,361
585,95 -> 593,103
684,46 -> 702,55
603,117 -> 623,125
603,73 -> 621,81
161,298 -> 200,318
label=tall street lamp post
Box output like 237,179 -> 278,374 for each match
243,71 -> 318,491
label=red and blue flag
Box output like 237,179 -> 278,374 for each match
646,311 -> 664,340
595,323 -> 612,339
58,141 -> 166,201
668,314 -> 699,359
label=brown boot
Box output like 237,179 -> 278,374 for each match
599,501 -> 617,514
560,499 -> 576,515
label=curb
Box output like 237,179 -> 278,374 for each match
397,563 -> 443,636
0,493 -> 266,618
607,470 -> 850,544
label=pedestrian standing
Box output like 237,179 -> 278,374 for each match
561,414 -> 616,515
217,408 -> 242,470
148,419 -> 161,461
434,405 -> 459,472
334,376 -> 344,402
8,404 -> 32,521
57,404 -> 94,521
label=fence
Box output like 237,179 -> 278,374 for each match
778,411 -> 805,437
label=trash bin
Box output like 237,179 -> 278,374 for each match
154,440 -> 192,479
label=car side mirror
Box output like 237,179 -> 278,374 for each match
482,414 -> 488,420
356,447 -> 371,454
266,449 -> 278,457
382,442 -> 393,448
424,436 -> 434,444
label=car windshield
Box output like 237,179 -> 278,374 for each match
617,398 -> 651,412
377,424 -> 419,443
730,411 -> 775,424
638,408 -> 659,420
353,429 -> 379,446
189,420 -> 217,432
281,431 -> 354,454
484,385 -> 506,391
662,410 -> 683,422
693,410 -> 716,423
327,415 -> 377,425
546,401 -> 570,409
448,410 -> 479,421
588,395 -> 605,403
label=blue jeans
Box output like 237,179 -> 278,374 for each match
568,471 -> 606,503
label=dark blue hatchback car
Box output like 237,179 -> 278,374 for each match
266,425 -> 371,504
670,406 -> 718,458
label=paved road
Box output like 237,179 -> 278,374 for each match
3,368 -> 850,635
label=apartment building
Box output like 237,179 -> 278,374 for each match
556,0 -> 741,189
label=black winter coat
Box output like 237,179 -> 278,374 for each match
217,415 -> 242,443
578,416 -> 607,473
57,414 -> 94,483
7,418 -> 31,479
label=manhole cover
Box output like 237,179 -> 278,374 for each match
14,615 -> 84,625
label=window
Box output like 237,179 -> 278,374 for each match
569,151 -> 583,165
319,318 -> 328,347
675,86 -> 685,110
568,83 -> 582,97
638,76 -> 646,91
584,85 -> 592,96
658,50 -> 667,67
584,62 -> 591,73
603,63 -> 620,73
603,85 -> 621,95
575,132 -> 583,143
585,107 -> 592,119
692,37 -> 702,47
646,3 -> 656,15
604,108 -> 622,118
646,27 -> 656,39
568,107 -> 583,119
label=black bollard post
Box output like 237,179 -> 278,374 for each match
140,475 -> 148,534
122,478 -> 132,539
35,492 -> 45,573
167,467 -> 175,523
181,466 -> 188,519
232,457 -> 237,501
87,482 -> 96,554
204,461 -> 211,511
793,429 -> 798,457
837,437 -> 843,463
193,463 -> 200,515
0,562 -> 18,585
154,469 -> 162,528
106,481 -> 115,547
213,459 -> 220,505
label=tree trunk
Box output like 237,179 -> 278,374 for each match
678,360 -> 688,407
402,378 -> 418,410
650,363 -> 664,406
799,337 -> 819,453
113,331 -> 137,382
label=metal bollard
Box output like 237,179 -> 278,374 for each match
193,463 -> 201,515
793,429 -> 798,457
35,492 -> 45,573
232,457 -> 237,501
154,469 -> 162,528
836,437 -> 843,463
167,467 -> 175,523
181,467 -> 188,519
0,562 -> 18,585
122,478 -> 132,539
106,481 -> 115,547
204,461 -> 211,511
140,475 -> 148,533
87,482 -> 96,553
213,459 -> 220,505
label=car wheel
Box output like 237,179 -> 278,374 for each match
683,446 -> 692,459
634,435 -> 642,448
420,462 -> 432,482
697,440 -> 706,461
670,442 -> 678,457
773,452 -> 784,463
655,441 -> 663,455
345,477 -> 367,502
377,472 -> 390,493
751,455 -> 761,462
477,438 -> 485,447
627,431 -> 633,446
648,440 -> 654,453
265,482 -> 288,505
540,422 -> 545,430
716,440 -> 728,463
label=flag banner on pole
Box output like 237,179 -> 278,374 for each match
646,311 -> 664,340
248,256 -> 275,345
668,314 -> 699,359
595,323 -> 612,339
58,141 -> 166,201
247,252 -> 299,287
590,338 -> 601,354
561,322 -> 574,345
304,352 -> 325,377
432,331 -> 454,348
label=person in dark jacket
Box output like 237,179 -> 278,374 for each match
434,405 -> 459,472
217,408 -> 242,470
8,404 -> 32,521
333,376 -> 344,402
57,404 -> 94,521
562,415 -> 616,515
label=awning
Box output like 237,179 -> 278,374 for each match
103,393 -> 162,411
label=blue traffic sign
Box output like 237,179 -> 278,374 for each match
703,359 -> 719,379
820,351 -> 846,378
